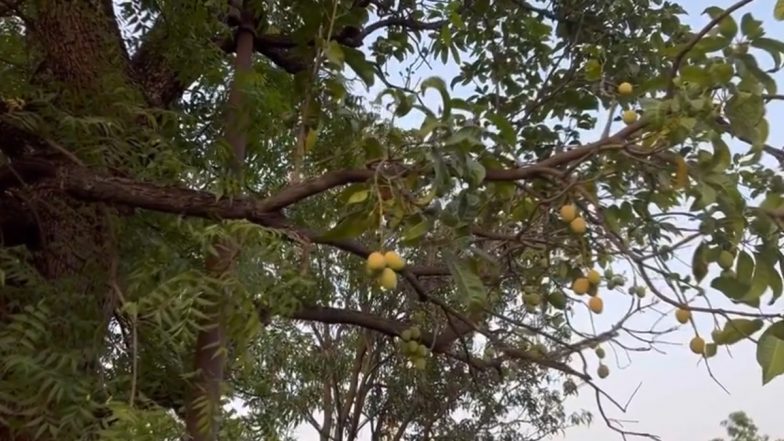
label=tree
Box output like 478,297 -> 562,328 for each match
1,0 -> 784,440
710,411 -> 783,441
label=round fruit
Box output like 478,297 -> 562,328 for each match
560,204 -> 577,222
711,329 -> 725,345
525,303 -> 538,313
689,336 -> 705,355
401,329 -> 413,341
718,251 -> 734,270
622,110 -> 638,124
367,252 -> 386,271
597,364 -> 610,379
409,326 -> 421,340
379,268 -> 398,290
384,251 -> 406,271
720,269 -> 736,279
417,344 -> 428,357
587,269 -> 601,285
634,286 -> 646,298
570,217 -> 587,234
617,82 -> 633,96
524,293 -> 542,306
704,343 -> 717,358
589,296 -> 604,314
406,340 -> 419,353
595,347 -> 606,359
413,357 -> 426,370
548,291 -> 567,310
572,278 -> 590,295
675,308 -> 691,324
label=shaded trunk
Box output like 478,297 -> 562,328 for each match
0,1 -> 139,438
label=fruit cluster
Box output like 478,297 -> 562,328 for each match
571,269 -> 603,314
399,326 -> 428,370
559,203 -> 587,235
366,250 -> 406,289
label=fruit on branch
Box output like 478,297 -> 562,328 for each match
587,269 -> 601,285
718,250 -> 734,270
406,340 -> 419,353
572,278 -> 590,295
416,344 -> 428,357
595,346 -> 606,359
401,329 -> 413,341
632,286 -> 646,298
570,217 -> 587,234
711,329 -> 725,345
588,296 -> 603,314
560,204 -> 577,222
597,364 -> 610,379
413,357 -> 427,370
379,268 -> 398,290
617,81 -> 633,96
548,291 -> 567,310
409,326 -> 421,340
384,250 -> 406,271
689,336 -> 705,355
675,307 -> 691,324
524,293 -> 542,306
367,251 -> 386,271
704,343 -> 717,358
622,109 -> 638,124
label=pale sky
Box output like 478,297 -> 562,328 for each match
295,1 -> 784,440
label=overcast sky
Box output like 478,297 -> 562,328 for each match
291,1 -> 784,440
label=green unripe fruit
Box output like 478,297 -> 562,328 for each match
523,293 -> 542,306
417,344 -> 428,358
547,291 -> 567,310
401,329 -> 413,341
595,347 -> 606,359
409,326 -> 421,340
718,251 -> 734,270
597,364 -> 610,379
406,340 -> 419,354
413,357 -> 426,370
704,343 -> 717,358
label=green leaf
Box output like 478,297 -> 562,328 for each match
343,47 -> 375,87
711,276 -> 750,301
709,137 -> 731,172
421,76 -> 451,117
740,13 -> 764,39
725,92 -> 764,143
465,158 -> 486,187
692,242 -> 709,283
704,7 -> 738,39
486,113 -> 516,145
446,256 -> 487,308
750,37 -> 784,69
721,318 -> 764,345
319,210 -> 374,240
736,251 -> 754,284
584,59 -> 602,81
324,41 -> 344,67
402,218 -> 430,243
757,321 -> 784,384
775,0 -> 784,20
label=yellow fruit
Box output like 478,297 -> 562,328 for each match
675,308 -> 691,325
384,250 -> 406,271
560,204 -> 577,222
689,336 -> 705,355
595,347 -> 606,359
366,251 -> 386,271
570,217 -> 587,234
617,82 -> 633,96
589,296 -> 604,314
572,278 -> 590,295
597,364 -> 609,379
379,268 -> 397,290
622,110 -> 638,124
587,269 -> 601,285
